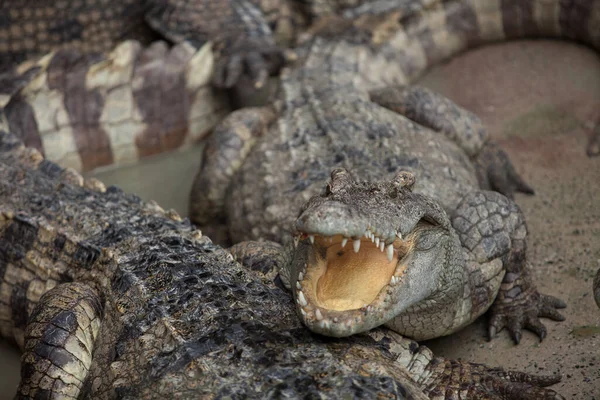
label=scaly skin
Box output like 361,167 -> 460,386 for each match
190,0 -> 600,346
0,41 -> 229,173
0,0 -> 300,172
0,129 -> 566,399
0,0 -> 289,86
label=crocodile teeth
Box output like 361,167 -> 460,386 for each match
298,290 -> 308,307
379,242 -> 385,252
341,238 -> 348,248
296,281 -> 302,290
386,244 -> 394,262
315,308 -> 323,321
375,237 -> 380,247
396,231 -> 403,240
319,320 -> 331,330
309,235 -> 315,244
353,239 -> 361,253
298,271 -> 304,281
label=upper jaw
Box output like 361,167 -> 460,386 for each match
294,201 -> 410,253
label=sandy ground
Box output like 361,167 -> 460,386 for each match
0,40 -> 598,399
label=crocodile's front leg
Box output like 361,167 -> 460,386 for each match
146,0 -> 286,89
189,106 -> 276,243
370,85 -> 535,198
18,283 -> 102,399
452,190 -> 566,343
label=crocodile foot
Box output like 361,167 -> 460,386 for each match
489,280 -> 566,344
475,141 -> 535,199
213,38 -> 285,89
424,357 -> 564,400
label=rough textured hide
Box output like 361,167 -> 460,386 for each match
1,40 -> 228,173
189,0 -> 595,355
0,129 -> 568,399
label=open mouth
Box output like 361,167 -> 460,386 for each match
293,228 -> 415,333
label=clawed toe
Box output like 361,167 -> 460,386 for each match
213,45 -> 284,89
489,289 -> 566,344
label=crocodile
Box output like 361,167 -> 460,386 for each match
4,0 -> 598,173
189,0 -> 600,342
0,129 -> 568,399
0,40 -> 229,173
0,0 -> 298,173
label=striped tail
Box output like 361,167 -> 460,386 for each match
383,0 -> 600,84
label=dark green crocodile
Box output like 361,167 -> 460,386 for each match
0,129 -> 568,399
189,0 -> 600,344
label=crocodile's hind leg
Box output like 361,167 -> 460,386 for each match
452,190 -> 566,344
18,282 -> 102,399
370,85 -> 534,198
189,106 -> 276,244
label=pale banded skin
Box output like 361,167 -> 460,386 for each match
0,0 -> 295,173
190,0 -> 598,367
0,40 -> 230,173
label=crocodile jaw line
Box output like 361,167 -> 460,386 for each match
294,231 -> 413,337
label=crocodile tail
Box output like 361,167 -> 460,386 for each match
1,40 -> 230,174
387,0 -> 600,83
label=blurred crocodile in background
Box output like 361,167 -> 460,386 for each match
2,0 -> 598,173
0,0 -> 296,173
0,40 -> 229,173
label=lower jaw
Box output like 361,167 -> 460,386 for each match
296,287 -> 396,337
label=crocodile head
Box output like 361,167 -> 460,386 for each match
289,168 -> 456,337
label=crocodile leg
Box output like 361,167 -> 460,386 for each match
369,85 -> 534,198
189,106 -> 276,243
18,282 -> 103,399
452,190 -> 566,344
146,0 -> 285,89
